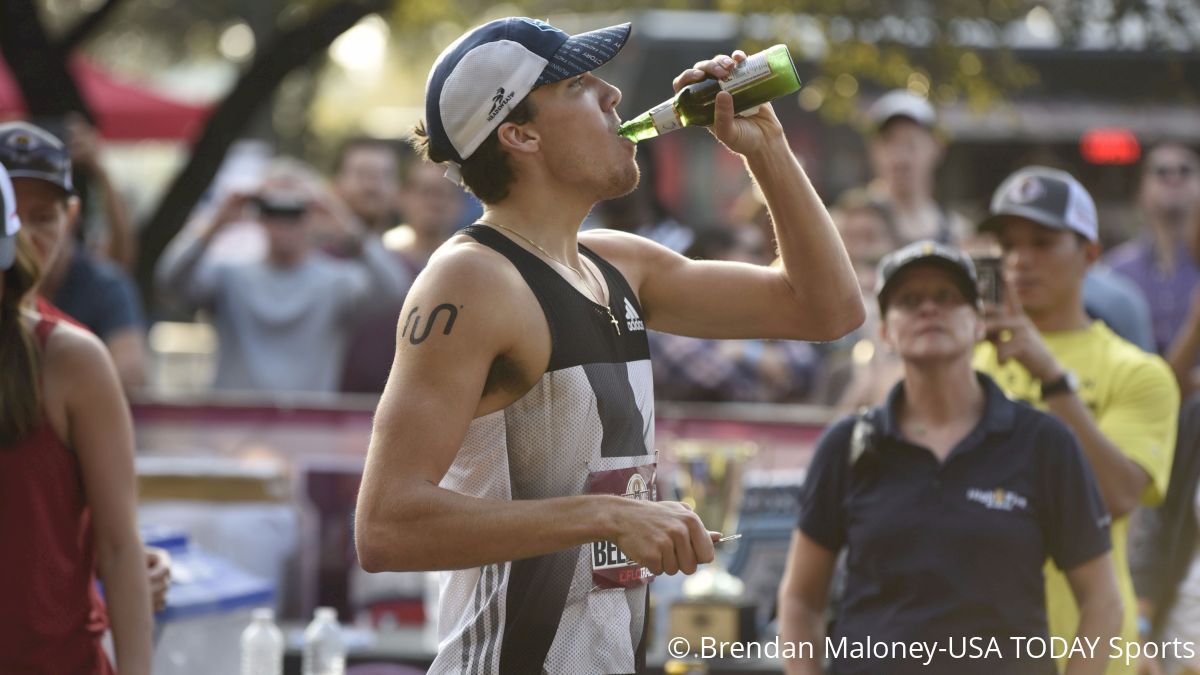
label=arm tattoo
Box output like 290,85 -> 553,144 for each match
402,303 -> 461,345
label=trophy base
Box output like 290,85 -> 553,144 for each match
669,599 -> 757,649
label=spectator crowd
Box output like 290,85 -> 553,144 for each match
2,81 -> 1200,673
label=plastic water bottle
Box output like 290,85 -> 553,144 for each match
302,607 -> 346,675
241,608 -> 284,675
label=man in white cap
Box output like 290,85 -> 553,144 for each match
354,16 -> 863,674
973,166 -> 1179,675
864,89 -> 970,245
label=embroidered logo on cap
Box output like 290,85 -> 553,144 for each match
487,87 -> 516,122
1008,176 -> 1045,204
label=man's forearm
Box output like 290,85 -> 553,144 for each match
359,236 -> 410,300
1044,394 -> 1146,517
155,223 -> 215,304
93,168 -> 138,271
745,141 -> 862,339
356,485 -> 624,572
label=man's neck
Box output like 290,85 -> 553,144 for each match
1027,298 -> 1091,334
481,184 -> 594,265
899,358 -> 984,429
266,250 -> 307,270
882,178 -> 934,213
1149,217 -> 1186,270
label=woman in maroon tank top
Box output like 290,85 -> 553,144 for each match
0,166 -> 152,672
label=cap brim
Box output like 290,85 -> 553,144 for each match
0,237 -> 15,272
875,112 -> 935,133
878,257 -> 979,312
5,169 -> 72,194
536,23 -> 631,86
978,207 -> 1073,236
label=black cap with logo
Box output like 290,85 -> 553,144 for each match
0,121 -> 73,194
876,240 -> 979,313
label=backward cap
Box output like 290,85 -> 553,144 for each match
424,17 -> 630,165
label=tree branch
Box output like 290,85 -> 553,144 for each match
58,0 -> 127,53
135,0 -> 388,301
0,0 -> 91,119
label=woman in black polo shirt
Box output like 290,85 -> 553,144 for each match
778,241 -> 1122,674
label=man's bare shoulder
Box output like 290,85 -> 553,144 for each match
579,228 -> 677,286
579,228 -> 654,254
395,234 -> 537,355
416,233 -> 527,297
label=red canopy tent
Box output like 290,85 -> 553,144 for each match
0,56 -> 210,141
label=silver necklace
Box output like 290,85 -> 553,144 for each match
478,219 -> 621,335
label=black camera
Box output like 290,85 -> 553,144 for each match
972,255 -> 1004,305
252,195 -> 308,220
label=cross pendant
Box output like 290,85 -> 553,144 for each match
606,308 -> 621,335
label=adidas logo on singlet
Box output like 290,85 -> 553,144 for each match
624,297 -> 645,332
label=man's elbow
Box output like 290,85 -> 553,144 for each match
831,298 -> 867,338
355,525 -> 411,573
356,539 -> 390,574
1109,476 -> 1150,520
801,296 -> 866,342
354,506 -> 426,573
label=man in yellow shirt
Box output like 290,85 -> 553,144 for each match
973,166 -> 1179,674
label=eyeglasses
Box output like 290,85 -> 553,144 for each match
889,288 -> 968,312
1149,164 -> 1197,181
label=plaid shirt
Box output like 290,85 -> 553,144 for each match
648,330 -> 821,403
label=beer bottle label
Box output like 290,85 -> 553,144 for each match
719,51 -> 771,92
650,100 -> 683,133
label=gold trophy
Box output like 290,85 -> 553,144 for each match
668,439 -> 757,649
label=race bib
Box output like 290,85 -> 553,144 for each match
587,463 -> 657,590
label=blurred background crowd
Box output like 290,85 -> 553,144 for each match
3,1 -> 1197,406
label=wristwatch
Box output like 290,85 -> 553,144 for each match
1041,370 -> 1078,399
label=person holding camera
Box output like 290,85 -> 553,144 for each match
156,158 -> 407,393
973,166 -> 1180,674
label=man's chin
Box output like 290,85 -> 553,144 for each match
603,164 -> 641,201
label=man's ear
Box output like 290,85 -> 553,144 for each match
879,315 -> 896,352
1082,238 -> 1101,266
496,120 -> 539,156
66,195 -> 82,234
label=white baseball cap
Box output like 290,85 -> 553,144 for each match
423,17 -> 631,166
868,90 -> 937,132
0,161 -> 21,271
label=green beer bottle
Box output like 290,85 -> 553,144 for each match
618,44 -> 801,143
